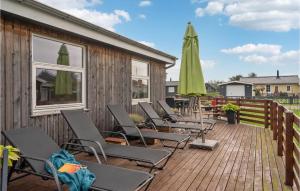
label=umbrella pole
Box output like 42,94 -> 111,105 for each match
198,96 -> 205,143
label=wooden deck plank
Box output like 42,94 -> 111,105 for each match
152,123 -> 230,191
7,123 -> 294,191
261,126 -> 273,191
185,124 -> 243,190
204,124 -> 248,191
244,126 -> 258,191
254,128 -> 263,191
172,124 -> 239,191
216,124 -> 251,190
234,126 -> 254,191
149,124 -> 226,190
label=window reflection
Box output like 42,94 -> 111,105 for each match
36,69 -> 82,106
132,60 -> 149,77
132,79 -> 149,99
33,36 -> 82,67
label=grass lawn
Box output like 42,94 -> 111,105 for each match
292,109 -> 300,117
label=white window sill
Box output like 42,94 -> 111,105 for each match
132,99 -> 151,105
31,105 -> 86,117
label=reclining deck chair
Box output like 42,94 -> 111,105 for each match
107,104 -> 191,152
61,110 -> 171,173
138,102 -> 206,136
2,128 -> 154,191
158,100 -> 216,130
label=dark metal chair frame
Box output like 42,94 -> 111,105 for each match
1,129 -> 154,191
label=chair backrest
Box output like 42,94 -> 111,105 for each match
2,128 -> 60,174
158,100 -> 176,115
107,105 -> 141,135
138,102 -> 165,126
61,110 -> 106,147
165,98 -> 176,108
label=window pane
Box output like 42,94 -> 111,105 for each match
168,87 -> 175,93
132,60 -> 149,77
132,79 -> 149,99
36,68 -> 82,106
33,36 -> 83,67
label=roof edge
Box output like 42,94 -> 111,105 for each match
2,0 -> 177,64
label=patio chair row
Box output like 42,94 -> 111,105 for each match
1,101 -> 214,191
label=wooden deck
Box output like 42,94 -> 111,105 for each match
7,122 -> 294,191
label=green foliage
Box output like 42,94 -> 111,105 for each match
248,72 -> 257,77
229,74 -> 243,81
222,103 -> 240,112
129,113 -> 145,124
0,145 -> 20,167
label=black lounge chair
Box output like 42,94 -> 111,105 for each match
138,102 -> 206,134
1,128 -> 154,191
107,104 -> 191,152
61,110 -> 172,173
158,100 -> 217,130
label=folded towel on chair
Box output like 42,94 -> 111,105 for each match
45,149 -> 95,191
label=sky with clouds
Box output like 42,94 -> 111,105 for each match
37,0 -> 299,82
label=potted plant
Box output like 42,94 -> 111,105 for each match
222,103 -> 240,124
0,145 -> 20,168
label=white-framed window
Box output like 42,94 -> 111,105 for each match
31,34 -> 86,116
131,59 -> 150,105
287,85 -> 291,91
168,86 -> 175,93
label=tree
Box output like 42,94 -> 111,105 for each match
248,72 -> 257,77
229,74 -> 243,81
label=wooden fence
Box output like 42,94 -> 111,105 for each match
216,98 -> 300,189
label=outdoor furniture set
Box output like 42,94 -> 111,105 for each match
1,100 -> 218,191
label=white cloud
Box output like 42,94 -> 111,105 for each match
195,1 -> 223,17
221,44 -> 282,55
195,8 -> 205,17
138,14 -> 147,19
139,0 -> 151,7
195,0 -> 300,32
222,43 -> 300,65
201,59 -> 216,69
205,1 -> 224,15
37,0 -> 130,31
166,58 -> 216,81
139,41 -> 155,48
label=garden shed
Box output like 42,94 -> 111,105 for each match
219,81 -> 253,98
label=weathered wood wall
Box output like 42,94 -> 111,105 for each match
0,15 -> 166,144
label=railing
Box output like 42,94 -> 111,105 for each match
1,148 -> 8,191
215,98 -> 271,128
215,98 -> 300,189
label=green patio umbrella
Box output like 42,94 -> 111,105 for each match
55,44 -> 72,96
178,22 -> 218,149
178,22 -> 206,96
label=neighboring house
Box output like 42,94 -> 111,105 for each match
165,81 -> 218,97
240,71 -> 300,97
219,81 -> 253,98
0,0 -> 176,143
166,81 -> 179,97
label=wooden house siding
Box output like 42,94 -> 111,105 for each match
0,15 -> 166,144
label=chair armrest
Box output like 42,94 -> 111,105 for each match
61,143 -> 101,164
69,138 -> 107,161
101,131 -> 130,146
20,155 -> 62,191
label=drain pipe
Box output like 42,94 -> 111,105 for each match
165,58 -> 177,69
